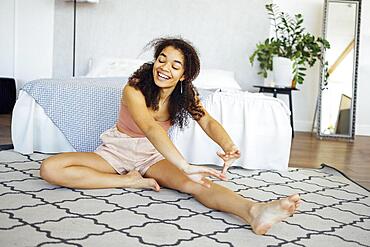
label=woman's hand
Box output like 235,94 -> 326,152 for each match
183,164 -> 227,188
217,145 -> 241,176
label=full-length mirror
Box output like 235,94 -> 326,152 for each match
318,0 -> 361,140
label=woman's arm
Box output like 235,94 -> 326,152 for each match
124,85 -> 225,184
124,85 -> 227,185
196,99 -> 241,174
196,104 -> 235,152
124,85 -> 188,170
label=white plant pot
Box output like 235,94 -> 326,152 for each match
273,57 -> 293,87
264,70 -> 275,87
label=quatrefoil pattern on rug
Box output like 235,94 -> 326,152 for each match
0,150 -> 369,246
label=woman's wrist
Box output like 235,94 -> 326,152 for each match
176,160 -> 190,171
223,143 -> 237,152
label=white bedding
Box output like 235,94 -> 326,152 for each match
12,89 -> 291,170
172,90 -> 292,170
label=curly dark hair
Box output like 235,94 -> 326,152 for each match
128,37 -> 205,129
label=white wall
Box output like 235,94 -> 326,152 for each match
53,0 -> 271,88
337,0 -> 369,136
0,0 -> 15,78
0,0 -> 55,90
1,0 -> 368,136
356,0 -> 370,135
274,0 -> 370,136
273,0 -> 324,133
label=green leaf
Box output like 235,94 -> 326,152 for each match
251,3 -> 331,84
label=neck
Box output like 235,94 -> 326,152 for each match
159,87 -> 175,103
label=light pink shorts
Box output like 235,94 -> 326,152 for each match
94,126 -> 165,175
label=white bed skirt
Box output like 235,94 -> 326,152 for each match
172,91 -> 292,170
12,90 -> 291,170
12,91 -> 76,154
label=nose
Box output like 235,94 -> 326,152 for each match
161,62 -> 171,71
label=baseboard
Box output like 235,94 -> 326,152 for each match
293,120 -> 370,136
294,120 -> 313,132
356,124 -> 370,136
0,144 -> 14,151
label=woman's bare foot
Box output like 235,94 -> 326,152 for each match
249,194 -> 301,235
125,170 -> 160,191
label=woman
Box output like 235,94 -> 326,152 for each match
40,37 -> 301,235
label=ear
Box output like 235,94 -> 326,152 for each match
180,74 -> 186,82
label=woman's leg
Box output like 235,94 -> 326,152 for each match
145,160 -> 301,235
40,152 -> 159,190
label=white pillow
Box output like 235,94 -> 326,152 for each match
192,69 -> 242,90
85,58 -> 145,77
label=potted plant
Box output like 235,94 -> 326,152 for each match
249,4 -> 330,88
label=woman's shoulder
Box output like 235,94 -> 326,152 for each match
122,84 -> 145,104
123,83 -> 142,95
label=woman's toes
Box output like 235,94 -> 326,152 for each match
289,194 -> 300,202
249,195 -> 301,235
126,170 -> 142,180
253,223 -> 272,235
147,179 -> 160,191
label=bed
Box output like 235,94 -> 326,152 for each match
11,64 -> 292,170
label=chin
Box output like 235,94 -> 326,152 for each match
153,78 -> 174,89
153,78 -> 165,88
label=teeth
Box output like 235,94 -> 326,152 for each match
158,72 -> 170,80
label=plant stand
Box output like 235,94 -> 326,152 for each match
254,85 -> 299,138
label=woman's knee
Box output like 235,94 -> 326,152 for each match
145,160 -> 205,195
40,155 -> 66,184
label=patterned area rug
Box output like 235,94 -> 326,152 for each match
0,150 -> 369,247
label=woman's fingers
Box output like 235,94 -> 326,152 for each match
196,167 -> 227,180
188,175 -> 213,188
188,169 -> 220,179
200,179 -> 211,188
201,178 -> 212,188
186,166 -> 227,181
216,151 -> 226,159
217,151 -> 241,161
220,152 -> 240,175
187,174 -> 210,188
222,164 -> 229,175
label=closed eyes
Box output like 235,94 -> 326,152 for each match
158,55 -> 181,70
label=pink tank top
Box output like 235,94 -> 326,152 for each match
117,104 -> 171,137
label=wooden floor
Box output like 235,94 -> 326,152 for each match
0,114 -> 12,145
290,132 -> 370,190
1,113 -> 369,189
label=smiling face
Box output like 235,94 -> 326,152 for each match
152,46 -> 186,91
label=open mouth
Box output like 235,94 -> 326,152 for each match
157,71 -> 171,81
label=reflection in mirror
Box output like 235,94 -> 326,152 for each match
318,0 -> 361,140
